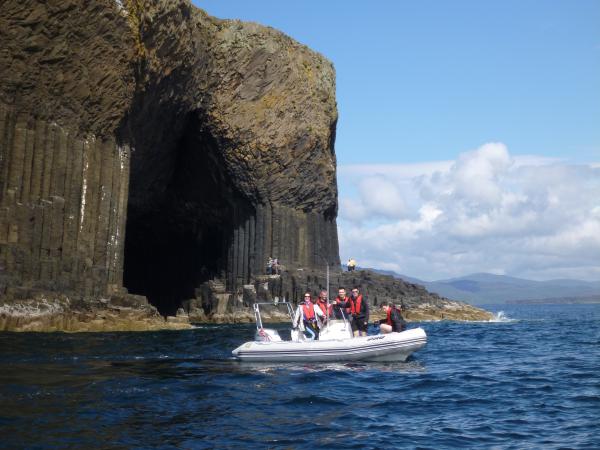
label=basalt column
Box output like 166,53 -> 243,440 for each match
219,205 -> 339,291
1,0 -> 341,318
0,105 -> 129,297
241,204 -> 339,282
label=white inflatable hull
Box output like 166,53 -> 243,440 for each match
232,327 -> 427,362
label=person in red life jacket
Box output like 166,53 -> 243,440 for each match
317,290 -> 329,321
330,287 -> 352,320
378,302 -> 406,333
293,292 -> 326,340
350,287 -> 369,337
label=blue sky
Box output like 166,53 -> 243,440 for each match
196,1 -> 600,281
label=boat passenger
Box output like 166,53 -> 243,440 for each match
293,292 -> 325,340
310,295 -> 327,334
350,287 -> 369,337
378,303 -> 406,334
317,290 -> 329,321
330,287 -> 352,320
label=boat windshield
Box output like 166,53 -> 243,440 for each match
253,301 -> 353,341
253,301 -> 294,330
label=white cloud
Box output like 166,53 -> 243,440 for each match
451,142 -> 511,205
338,143 -> 600,281
339,175 -> 408,222
360,177 -> 406,218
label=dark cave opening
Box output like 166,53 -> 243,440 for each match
123,113 -> 240,316
123,224 -> 214,316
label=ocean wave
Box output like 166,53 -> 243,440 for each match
2,303 -> 599,449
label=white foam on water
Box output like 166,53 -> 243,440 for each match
488,311 -> 516,323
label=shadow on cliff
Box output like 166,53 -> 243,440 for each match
122,111 -> 252,316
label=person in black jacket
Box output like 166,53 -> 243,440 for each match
350,287 -> 369,336
378,302 -> 406,333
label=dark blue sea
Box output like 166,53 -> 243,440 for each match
1,304 -> 599,449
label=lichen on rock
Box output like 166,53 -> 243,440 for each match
0,0 -> 491,331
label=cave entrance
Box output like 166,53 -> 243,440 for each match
122,113 -> 240,316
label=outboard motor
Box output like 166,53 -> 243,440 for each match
254,328 -> 282,342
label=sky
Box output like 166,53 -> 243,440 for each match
196,1 -> 600,282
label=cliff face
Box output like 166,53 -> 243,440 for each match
0,0 -> 339,316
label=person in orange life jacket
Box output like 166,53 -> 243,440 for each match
330,287 -> 352,320
350,287 -> 369,337
293,292 -> 325,340
378,302 -> 406,333
317,290 -> 329,321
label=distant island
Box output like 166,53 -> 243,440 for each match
371,270 -> 600,305
506,295 -> 600,305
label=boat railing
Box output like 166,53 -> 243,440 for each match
253,300 -> 352,341
326,304 -> 351,330
253,301 -> 294,331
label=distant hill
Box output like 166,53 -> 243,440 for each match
369,270 -> 600,305
506,295 -> 600,305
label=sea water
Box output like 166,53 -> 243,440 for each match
0,304 -> 598,449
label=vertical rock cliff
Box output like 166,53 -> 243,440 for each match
0,0 -> 340,317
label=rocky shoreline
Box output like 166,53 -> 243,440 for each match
1,270 -> 493,332
0,294 -> 191,332
0,1 -> 492,333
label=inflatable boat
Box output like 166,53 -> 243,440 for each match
232,301 -> 427,362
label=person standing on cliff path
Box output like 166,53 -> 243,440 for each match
347,258 -> 356,272
266,257 -> 273,275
